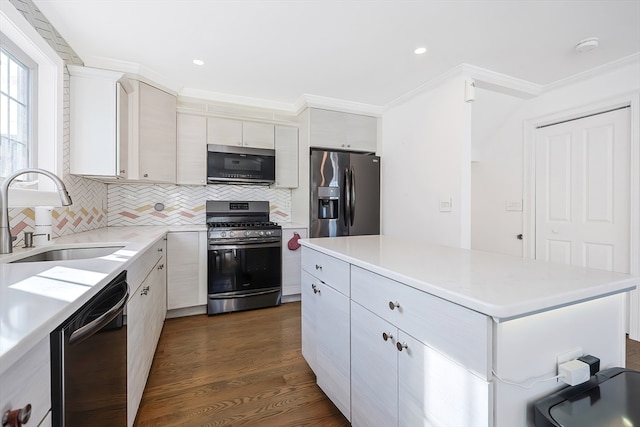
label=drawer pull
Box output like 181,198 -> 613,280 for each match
382,332 -> 393,342
315,264 -> 322,271
388,301 -> 400,310
157,264 -> 164,270
396,342 -> 408,352
141,286 -> 150,296
158,247 -> 163,252
2,404 -> 31,427
311,284 -> 320,294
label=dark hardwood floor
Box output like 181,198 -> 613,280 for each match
134,302 -> 349,426
135,301 -> 640,426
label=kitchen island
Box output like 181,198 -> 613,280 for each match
300,235 -> 638,427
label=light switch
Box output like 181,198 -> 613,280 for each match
506,199 -> 523,211
439,198 -> 452,212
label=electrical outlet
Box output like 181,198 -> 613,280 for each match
556,347 -> 583,381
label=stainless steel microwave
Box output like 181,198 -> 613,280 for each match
207,144 -> 276,185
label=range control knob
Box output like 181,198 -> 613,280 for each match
259,231 -> 265,236
266,231 -> 272,236
220,231 -> 226,237
245,231 -> 250,237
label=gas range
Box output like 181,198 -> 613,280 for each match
205,201 -> 281,244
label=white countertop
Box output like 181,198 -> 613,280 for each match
0,225 -> 205,375
300,235 -> 639,320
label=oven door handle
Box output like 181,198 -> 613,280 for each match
211,288 -> 281,299
208,242 -> 281,250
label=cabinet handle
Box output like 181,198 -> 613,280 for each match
315,264 -> 322,271
141,286 -> 150,296
396,342 -> 408,352
120,169 -> 126,174
158,247 -> 163,252
2,404 -> 31,427
311,283 -> 320,294
143,173 -> 149,178
382,332 -> 393,342
388,301 -> 400,310
157,264 -> 164,270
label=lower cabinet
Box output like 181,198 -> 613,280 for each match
166,231 -> 207,310
282,228 -> 307,296
0,337 -> 51,427
301,271 -> 350,420
127,240 -> 167,427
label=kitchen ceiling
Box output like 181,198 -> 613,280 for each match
31,0 -> 640,109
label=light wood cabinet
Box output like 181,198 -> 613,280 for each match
309,108 -> 377,153
275,125 -> 299,188
132,80 -> 177,183
207,117 -> 275,149
0,337 -> 51,427
167,231 -> 207,310
68,66 -> 176,183
127,239 -> 166,427
176,114 -> 207,185
301,249 -> 351,421
281,228 -> 306,296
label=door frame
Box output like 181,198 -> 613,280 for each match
523,91 -> 640,338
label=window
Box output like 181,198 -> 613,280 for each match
1,38 -> 36,179
0,1 -> 63,200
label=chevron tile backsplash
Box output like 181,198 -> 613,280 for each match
108,184 -> 291,226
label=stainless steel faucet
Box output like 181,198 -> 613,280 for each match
0,168 -> 72,254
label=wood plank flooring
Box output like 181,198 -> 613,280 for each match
135,302 -> 640,426
134,302 -> 349,426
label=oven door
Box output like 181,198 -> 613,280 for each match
207,241 -> 282,294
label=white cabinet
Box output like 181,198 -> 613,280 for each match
275,125 -> 299,188
132,80 -> 177,183
0,337 -> 51,427
176,114 -> 207,185
167,231 -> 207,310
68,66 -> 176,182
68,65 -> 132,178
207,117 -> 275,149
281,227 -> 306,296
301,249 -> 350,421
127,238 -> 167,427
309,108 -> 377,153
350,265 -> 492,427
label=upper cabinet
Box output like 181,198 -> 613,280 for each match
176,114 -> 207,185
207,117 -> 275,149
309,108 -> 378,153
68,66 -> 177,183
275,125 -> 299,188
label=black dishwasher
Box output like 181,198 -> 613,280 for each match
50,270 -> 129,427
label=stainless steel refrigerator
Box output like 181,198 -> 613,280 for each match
310,149 -> 380,238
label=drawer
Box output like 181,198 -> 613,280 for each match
301,248 -> 350,296
351,265 -> 491,378
128,238 -> 165,293
0,337 -> 51,427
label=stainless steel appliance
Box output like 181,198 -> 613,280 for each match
50,270 -> 128,427
207,144 -> 276,185
310,149 -> 380,237
206,200 -> 282,314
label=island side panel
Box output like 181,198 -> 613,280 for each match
492,293 -> 626,427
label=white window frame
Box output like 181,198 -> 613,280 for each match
0,0 -> 63,203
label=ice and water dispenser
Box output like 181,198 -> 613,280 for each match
318,187 -> 339,219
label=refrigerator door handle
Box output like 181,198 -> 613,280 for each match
344,167 -> 351,227
350,167 -> 356,226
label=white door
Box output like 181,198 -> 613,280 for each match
535,108 -> 631,273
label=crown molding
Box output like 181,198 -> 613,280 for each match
178,88 -> 295,113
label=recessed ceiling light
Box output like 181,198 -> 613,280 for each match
193,59 -> 205,66
414,47 -> 427,55
575,37 -> 599,54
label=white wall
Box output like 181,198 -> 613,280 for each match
381,74 -> 472,248
471,60 -> 640,257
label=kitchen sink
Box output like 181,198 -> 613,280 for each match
9,246 -> 125,263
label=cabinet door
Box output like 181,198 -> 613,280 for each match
309,108 -> 377,152
275,125 -> 299,188
176,114 -> 207,185
301,271 -> 317,372
345,113 -> 377,152
242,121 -> 274,149
316,281 -> 351,421
167,232 -> 204,309
281,228 -> 306,296
207,117 -> 243,146
127,282 -> 147,427
351,302 -> 397,427
150,256 -> 167,346
118,83 -> 130,178
137,82 -> 176,182
397,331 -> 491,427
